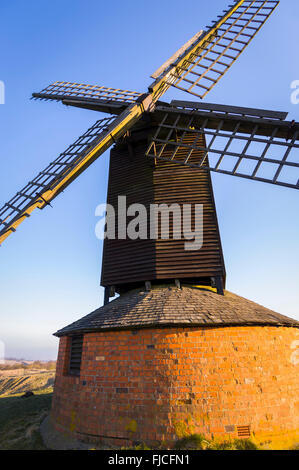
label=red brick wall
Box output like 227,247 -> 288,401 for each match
51,326 -> 299,449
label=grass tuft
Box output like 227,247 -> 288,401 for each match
174,434 -> 259,451
233,438 -> 259,450
174,433 -> 209,450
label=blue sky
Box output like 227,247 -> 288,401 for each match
0,0 -> 299,360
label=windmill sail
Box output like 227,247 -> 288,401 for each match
33,81 -> 142,104
149,0 -> 279,100
0,95 -> 154,245
146,102 -> 299,190
32,82 -> 143,115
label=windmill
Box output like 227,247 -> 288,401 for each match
2,0 -> 299,449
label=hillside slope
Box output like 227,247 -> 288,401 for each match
0,371 -> 54,396
0,391 -> 52,449
0,370 -> 54,449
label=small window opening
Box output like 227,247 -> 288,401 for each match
68,334 -> 83,376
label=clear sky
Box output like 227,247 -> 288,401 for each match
0,0 -> 298,360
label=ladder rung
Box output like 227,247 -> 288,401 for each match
219,28 -> 253,38
230,16 -> 263,24
258,7 -> 277,11
222,36 -> 248,45
222,53 -> 237,60
59,152 -> 79,157
225,22 -> 258,32
52,161 -> 74,167
17,191 -> 37,201
5,203 -> 23,213
243,25 -> 259,31
193,82 -> 209,91
197,63 -> 223,75
40,171 -> 59,177
28,181 -> 49,189
215,43 -> 242,53
254,13 -> 270,17
228,46 -> 242,53
208,57 -> 230,67
196,74 -> 217,83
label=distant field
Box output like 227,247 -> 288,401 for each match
0,368 -> 54,450
0,371 -> 55,396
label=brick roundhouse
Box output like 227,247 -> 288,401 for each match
52,286 -> 299,449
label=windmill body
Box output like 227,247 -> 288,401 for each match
1,1 -> 299,449
102,123 -> 225,297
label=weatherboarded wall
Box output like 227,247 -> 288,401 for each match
101,136 -> 226,289
51,326 -> 299,449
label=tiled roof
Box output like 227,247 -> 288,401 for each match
54,286 -> 299,337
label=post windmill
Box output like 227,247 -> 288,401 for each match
1,1 -> 299,449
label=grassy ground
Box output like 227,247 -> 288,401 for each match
0,371 -> 54,450
0,390 -> 52,449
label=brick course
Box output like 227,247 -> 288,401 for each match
51,325 -> 299,449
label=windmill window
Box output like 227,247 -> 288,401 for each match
68,334 -> 83,376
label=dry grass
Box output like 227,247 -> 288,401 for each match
0,391 -> 52,449
0,361 -> 56,371
173,433 -> 259,450
0,371 -> 54,396
0,369 -> 54,449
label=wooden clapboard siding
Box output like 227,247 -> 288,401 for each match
101,138 -> 156,286
101,131 -> 225,290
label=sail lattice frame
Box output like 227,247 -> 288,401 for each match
32,81 -> 142,104
0,117 -> 115,240
146,104 -> 299,190
161,0 -> 279,99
